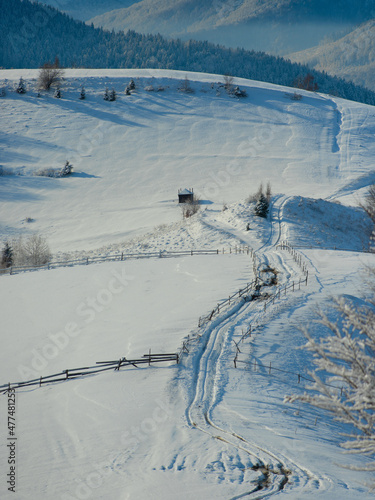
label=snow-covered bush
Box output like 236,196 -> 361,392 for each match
35,161 -> 73,178
286,270 -> 375,472
0,165 -> 13,176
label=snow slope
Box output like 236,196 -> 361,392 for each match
1,69 -> 375,255
1,69 -> 375,499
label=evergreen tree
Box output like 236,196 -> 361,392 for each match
254,193 -> 269,218
1,242 -> 13,268
109,88 -> 116,101
79,85 -> 85,100
60,160 -> 73,176
16,76 -> 26,94
103,87 -> 109,101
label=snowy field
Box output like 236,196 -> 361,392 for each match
0,69 -> 375,499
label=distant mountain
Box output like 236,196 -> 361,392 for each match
88,0 -> 375,54
2,0 -> 375,107
288,19 -> 375,91
39,0 -> 140,21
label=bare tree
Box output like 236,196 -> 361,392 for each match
11,234 -> 51,266
224,74 -> 234,94
285,269 -> 375,472
266,182 -> 272,203
37,58 -> 64,91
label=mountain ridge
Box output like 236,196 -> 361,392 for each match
88,0 -> 375,54
288,19 -> 375,91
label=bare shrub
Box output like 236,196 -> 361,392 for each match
178,76 -> 194,94
224,74 -> 234,93
181,196 -> 201,218
37,58 -> 64,91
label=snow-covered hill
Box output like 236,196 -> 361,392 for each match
0,69 -> 374,499
1,68 -> 374,255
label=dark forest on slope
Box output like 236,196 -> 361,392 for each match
1,0 -> 375,106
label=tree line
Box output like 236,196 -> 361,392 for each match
1,0 -> 375,106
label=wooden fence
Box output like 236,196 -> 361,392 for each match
0,246 -> 252,276
198,277 -> 260,328
234,358 -> 344,394
0,351 -> 178,393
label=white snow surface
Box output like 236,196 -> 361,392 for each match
0,69 -> 375,499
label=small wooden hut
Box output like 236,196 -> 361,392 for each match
178,188 -> 194,204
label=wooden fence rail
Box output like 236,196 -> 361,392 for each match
0,352 -> 178,393
0,246 -> 252,277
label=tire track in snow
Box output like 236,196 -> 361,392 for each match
183,195 -> 324,497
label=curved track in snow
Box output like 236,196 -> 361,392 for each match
183,195 -> 325,497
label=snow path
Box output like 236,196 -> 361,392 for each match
177,196 -> 324,498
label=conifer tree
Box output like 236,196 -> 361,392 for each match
109,88 -> 116,101
1,242 -> 13,268
254,193 -> 269,218
103,87 -> 109,101
79,85 -> 85,100
16,77 -> 26,94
